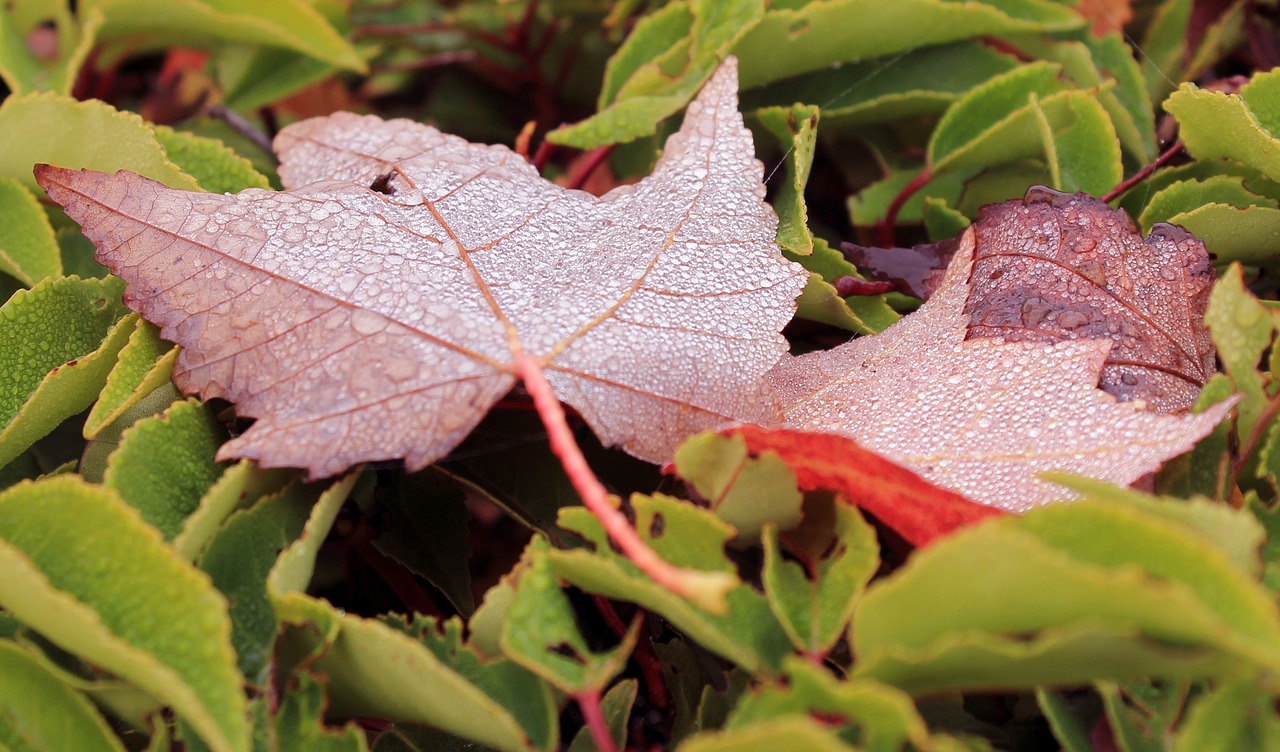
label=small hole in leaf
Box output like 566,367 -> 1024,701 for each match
548,642 -> 586,664
649,512 -> 666,540
370,173 -> 396,195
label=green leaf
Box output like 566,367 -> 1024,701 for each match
0,1 -> 100,96
762,502 -> 878,657
502,539 -> 635,694
368,471 -> 474,616
1166,70 -> 1280,183
1035,688 -> 1095,752
1157,203 -> 1280,266
0,176 -> 61,286
547,493 -> 793,675
83,317 -> 177,439
216,45 -> 340,113
153,125 -> 271,194
923,197 -> 971,241
1204,264 -> 1278,448
0,92 -> 200,193
790,238 -> 899,335
853,499 -> 1280,695
199,483 -> 314,684
0,638 -> 128,752
674,432 -> 803,543
273,672 -> 370,752
1173,678 -> 1280,751
679,715 -> 854,752
104,398 -> 227,540
549,0 -> 765,147
0,275 -> 130,469
928,62 -> 1067,173
1138,175 -> 1276,232
1031,90 -> 1122,196
172,460 -> 294,563
743,42 -> 1019,130
757,104 -> 818,256
0,475 -> 247,752
82,0 -> 365,72
567,679 -> 637,752
732,0 -> 1081,89
1139,0 -> 1191,104
727,659 -> 929,752
80,382 -> 181,484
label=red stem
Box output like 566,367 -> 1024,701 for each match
350,538 -> 442,618
593,597 -> 670,709
514,353 -> 731,609
876,167 -> 933,248
565,145 -> 615,191
575,689 -> 619,752
1100,139 -> 1185,204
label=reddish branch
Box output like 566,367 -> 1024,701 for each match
575,689 -> 619,752
593,597 -> 670,709
1100,140 -> 1186,204
564,145 -> 616,191
876,167 -> 933,248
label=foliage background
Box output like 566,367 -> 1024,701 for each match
5,0 -> 1280,750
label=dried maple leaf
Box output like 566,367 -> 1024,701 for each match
770,226 -> 1233,512
38,57 -> 808,479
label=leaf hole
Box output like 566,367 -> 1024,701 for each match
370,172 -> 397,195
548,642 -> 586,664
648,512 -> 666,540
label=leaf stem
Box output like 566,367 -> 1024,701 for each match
1100,139 -> 1184,204
876,167 -> 932,248
574,689 -> 618,752
564,145 -> 616,191
593,597 -> 670,709
514,353 -> 733,612
204,105 -> 275,158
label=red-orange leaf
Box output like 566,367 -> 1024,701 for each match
725,425 -> 1004,547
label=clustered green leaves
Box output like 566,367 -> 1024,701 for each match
5,1 -> 1280,750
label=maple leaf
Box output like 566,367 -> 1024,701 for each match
770,222 -> 1234,513
37,58 -> 808,480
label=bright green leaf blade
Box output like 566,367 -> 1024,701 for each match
80,382 -> 180,484
1035,688 -> 1095,752
82,0 -> 365,72
789,239 -> 899,335
1032,91 -> 1122,196
0,275 -> 129,469
930,64 -> 1081,175
549,0 -> 764,147
0,176 -> 61,286
743,42 -> 1019,130
84,317 -> 177,439
757,104 -> 818,256
1205,264 -> 1279,449
274,672 -> 369,752
0,475 -> 247,752
727,659 -> 929,752
268,473 -> 359,597
1165,72 -> 1280,183
762,503 -> 878,656
153,126 -> 270,194
548,493 -> 793,675
0,638 -> 128,752
674,432 -> 803,544
172,461 -> 293,563
502,540 -> 634,693
1138,176 -> 1276,232
923,197 -> 971,240
0,1 -> 99,96
1173,678 -> 1280,751
679,715 -> 854,752
217,45 -> 340,113
199,483 -> 313,685
0,92 -> 199,193
104,398 -> 227,540
1163,203 -> 1280,265
1139,0 -> 1191,104
567,679 -> 637,752
732,0 -> 1080,89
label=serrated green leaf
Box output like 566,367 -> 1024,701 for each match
199,483 -> 313,684
369,471 -> 474,615
567,679 -> 637,752
679,715 -> 854,752
1204,264 -> 1279,448
84,317 -> 177,439
82,0 -> 364,72
848,166 -> 970,226
549,0 -> 764,148
104,398 -> 226,540
172,461 -> 293,562
0,275 -> 129,469
757,104 -> 818,256
674,432 -> 802,543
0,92 -> 199,193
789,238 -> 899,334
1139,176 -> 1276,232
763,503 -> 877,656
732,0 -> 1080,89
547,493 -> 793,675
928,61 -> 1065,171
1166,70 -> 1280,184
0,1 -> 100,96
502,539 -> 635,694
0,475 -> 247,752
853,499 -> 1280,695
80,382 -> 181,484
727,660 -> 928,752
743,42 -> 1018,130
1173,678 -> 1280,751
1160,203 -> 1280,265
1031,90 -> 1122,196
273,672 -> 369,752
0,638 -> 128,752
0,176 -> 61,286
923,197 -> 971,240
153,125 -> 270,194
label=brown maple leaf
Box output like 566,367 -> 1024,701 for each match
37,57 -> 808,480
770,225 -> 1233,512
